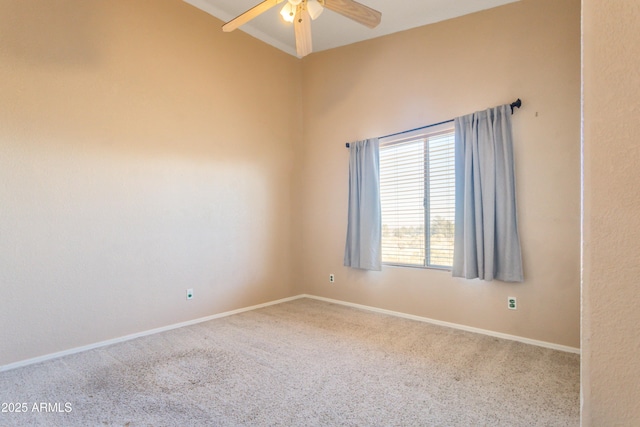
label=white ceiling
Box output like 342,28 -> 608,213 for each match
183,0 -> 519,57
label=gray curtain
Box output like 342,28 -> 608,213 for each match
344,138 -> 382,271
452,105 -> 523,282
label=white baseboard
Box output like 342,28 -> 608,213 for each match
0,295 -> 305,373
301,294 -> 581,355
1,292 -> 578,372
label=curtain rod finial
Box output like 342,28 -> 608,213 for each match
510,98 -> 522,114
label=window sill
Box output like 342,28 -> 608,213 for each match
382,263 -> 452,272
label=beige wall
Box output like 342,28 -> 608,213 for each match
298,0 -> 581,348
5,0 -> 640,422
0,0 -> 585,375
0,0 -> 301,366
582,0 -> 640,424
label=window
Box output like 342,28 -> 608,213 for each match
379,127 -> 455,269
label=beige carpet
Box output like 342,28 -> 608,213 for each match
0,298 -> 579,426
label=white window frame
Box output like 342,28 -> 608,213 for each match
379,124 -> 456,270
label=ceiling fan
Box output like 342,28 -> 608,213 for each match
222,0 -> 382,58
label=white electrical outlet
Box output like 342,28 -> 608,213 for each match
329,274 -> 335,283
186,289 -> 194,300
507,296 -> 517,310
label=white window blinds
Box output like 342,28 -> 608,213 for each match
379,128 -> 455,268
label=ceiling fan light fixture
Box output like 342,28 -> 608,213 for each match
280,3 -> 296,23
306,0 -> 324,20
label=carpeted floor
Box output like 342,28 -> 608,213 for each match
0,298 -> 580,426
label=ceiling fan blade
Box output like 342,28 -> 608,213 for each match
294,6 -> 313,58
323,0 -> 381,29
222,0 -> 285,32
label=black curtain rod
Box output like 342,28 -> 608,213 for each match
345,99 -> 522,148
